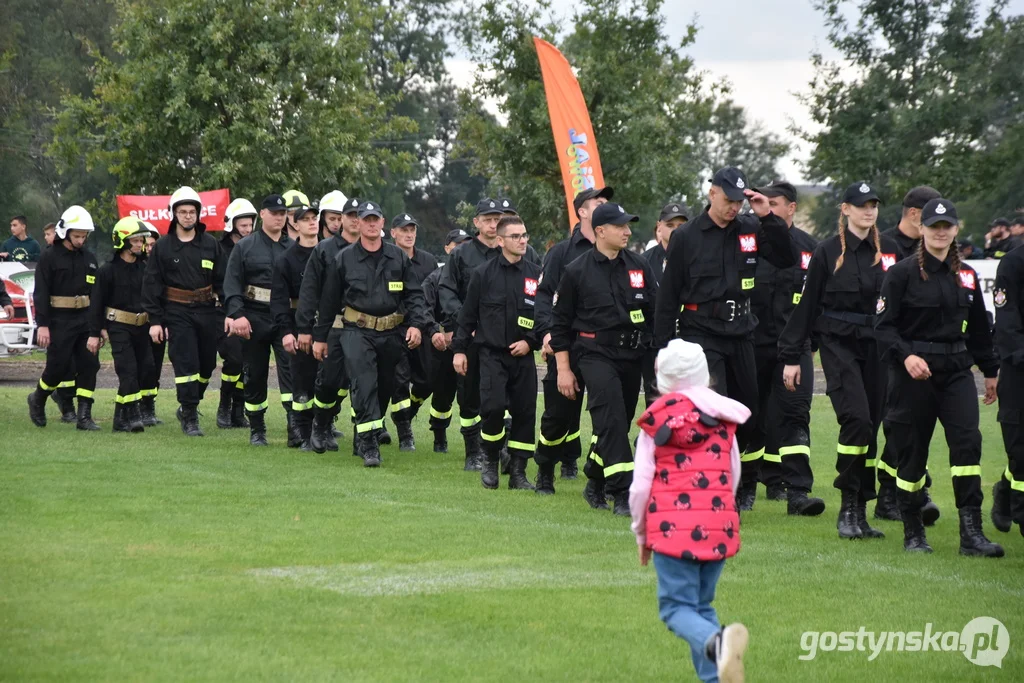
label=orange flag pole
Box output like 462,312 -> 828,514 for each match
533,37 -> 605,229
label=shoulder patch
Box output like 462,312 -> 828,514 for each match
994,289 -> 1007,308
958,270 -> 976,290
876,296 -> 886,315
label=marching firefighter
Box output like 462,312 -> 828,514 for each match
87,217 -> 155,433
272,203 -> 322,450
452,215 -> 541,490
317,190 -> 348,241
301,195 -> 361,454
26,205 -> 101,430
142,186 -> 227,437
215,198 -> 257,429
283,189 -> 309,242
389,213 -> 438,451
141,222 -> 164,426
223,194 -> 295,447
312,201 -> 428,467
875,198 -> 1003,557
549,202 -> 657,513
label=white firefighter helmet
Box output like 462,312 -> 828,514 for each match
168,186 -> 202,213
55,205 -> 95,239
318,190 -> 348,216
224,198 -> 258,233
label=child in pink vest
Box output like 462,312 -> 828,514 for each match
631,339 -> 751,683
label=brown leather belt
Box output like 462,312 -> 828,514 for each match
106,307 -> 149,326
333,307 -> 404,331
49,295 -> 90,309
245,285 -> 272,303
165,285 -> 215,304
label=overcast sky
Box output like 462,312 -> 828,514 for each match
447,0 -> 1024,184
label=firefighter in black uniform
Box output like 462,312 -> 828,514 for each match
272,203 -> 321,450
143,186 -> 227,437
223,194 -> 295,446
141,223 -> 164,426
654,167 -> 795,511
875,198 -> 1003,557
316,191 -> 347,240
452,215 -> 541,490
779,181 -> 897,539
985,218 -> 1020,259
874,186 -> 942,523
303,196 -> 361,454
746,181 -> 824,516
643,202 -> 688,285
389,213 -> 438,451
535,186 -> 611,483
282,190 -> 309,242
993,234 -> 1024,538
87,217 -> 154,433
26,205 -> 101,430
313,201 -> 428,467
550,202 -> 657,514
215,198 -> 257,430
422,229 -> 473,454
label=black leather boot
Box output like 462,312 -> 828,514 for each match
463,430 -> 483,471
787,488 -> 825,516
920,487 -> 941,527
959,506 -> 1004,558
901,506 -> 932,553
230,389 -> 248,428
360,432 -> 382,467
395,419 -> 415,452
432,428 -> 448,453
298,411 -> 314,452
856,495 -> 885,538
140,395 -> 161,426
286,407 -> 302,448
56,389 -> 77,423
248,410 -> 268,446
612,491 -> 631,516
873,481 -> 902,521
309,408 -> 332,454
180,404 -> 204,437
736,482 -> 756,512
560,459 -> 579,480
112,403 -> 130,432
377,419 -> 392,446
583,479 -> 610,510
216,386 -> 232,429
508,457 -> 535,490
126,401 -> 145,432
499,444 -> 511,475
765,484 -> 787,501
27,390 -> 48,427
480,447 -> 500,489
76,400 -> 100,431
535,462 -> 556,495
992,479 -> 1012,533
837,490 -> 862,539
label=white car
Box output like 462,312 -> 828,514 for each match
0,262 -> 38,357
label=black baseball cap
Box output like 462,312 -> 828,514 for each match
391,213 -> 418,229
572,186 -> 614,216
921,198 -> 959,227
293,205 -> 317,221
902,186 -> 941,209
261,194 -> 287,210
1011,214 -> 1024,227
357,201 -> 384,219
343,197 -> 361,215
498,197 -> 518,215
842,181 -> 881,207
756,180 -> 797,203
591,202 -> 639,227
710,167 -> 749,201
658,202 -> 689,222
445,228 -> 472,245
475,197 -> 504,216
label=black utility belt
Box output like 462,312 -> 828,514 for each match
681,299 -> 751,322
821,310 -> 875,326
910,341 -> 967,355
577,328 -> 644,349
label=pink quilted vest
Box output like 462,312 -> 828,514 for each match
638,393 -> 741,561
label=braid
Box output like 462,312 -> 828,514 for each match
834,213 -> 848,273
870,224 -> 882,266
916,239 -> 929,281
949,239 -> 962,274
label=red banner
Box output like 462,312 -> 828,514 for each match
533,37 -> 605,226
116,189 -> 231,234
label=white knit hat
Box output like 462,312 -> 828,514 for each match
656,339 -> 710,394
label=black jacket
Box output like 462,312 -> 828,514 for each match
535,225 -> 594,338
452,254 -> 542,353
421,266 -> 445,337
751,225 -> 819,348
439,237 -> 539,329
33,238 -> 98,327
642,242 -> 668,285
295,233 -> 357,336
223,229 -> 294,318
881,225 -> 919,261
994,247 -> 1024,366
89,255 -> 148,335
142,220 -> 225,324
271,241 -> 316,338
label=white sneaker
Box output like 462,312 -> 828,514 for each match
717,623 -> 748,683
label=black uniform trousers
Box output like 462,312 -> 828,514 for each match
38,313 -> 99,403
885,363 -> 983,509
144,340 -> 165,399
340,327 -> 404,435
288,348 -> 319,414
681,333 -> 762,487
427,346 -> 458,432
165,303 -> 222,407
997,361 -> 1024,525
579,348 -> 642,496
456,345 -> 482,436
536,355 -> 586,468
818,333 -> 884,498
313,328 -> 350,416
641,350 -> 659,408
218,335 -> 244,392
240,307 -> 292,413
754,346 -> 815,492
392,341 -> 432,423
109,323 -> 155,403
478,347 -> 537,460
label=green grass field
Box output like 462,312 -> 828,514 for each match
1,388 -> 1021,681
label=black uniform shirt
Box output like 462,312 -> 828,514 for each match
642,242 -> 668,285
994,247 -> 1024,366
142,221 -> 225,325
452,254 -> 543,354
778,231 -> 900,364
654,211 -> 795,346
535,225 -> 594,338
438,236 -> 540,329
295,233 -> 356,336
875,252 -> 997,377
313,240 -> 428,343
422,266 -> 444,337
751,225 -> 819,348
89,255 -> 147,335
220,234 -> 238,260
406,248 -> 439,288
549,248 -> 657,361
271,242 -> 315,338
33,238 -> 98,327
882,226 -> 919,261
986,236 -> 1022,260
223,228 -> 294,318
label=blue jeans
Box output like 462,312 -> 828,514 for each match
653,552 -> 725,683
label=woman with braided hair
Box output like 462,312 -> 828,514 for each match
875,198 -> 1003,557
778,182 -> 898,540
